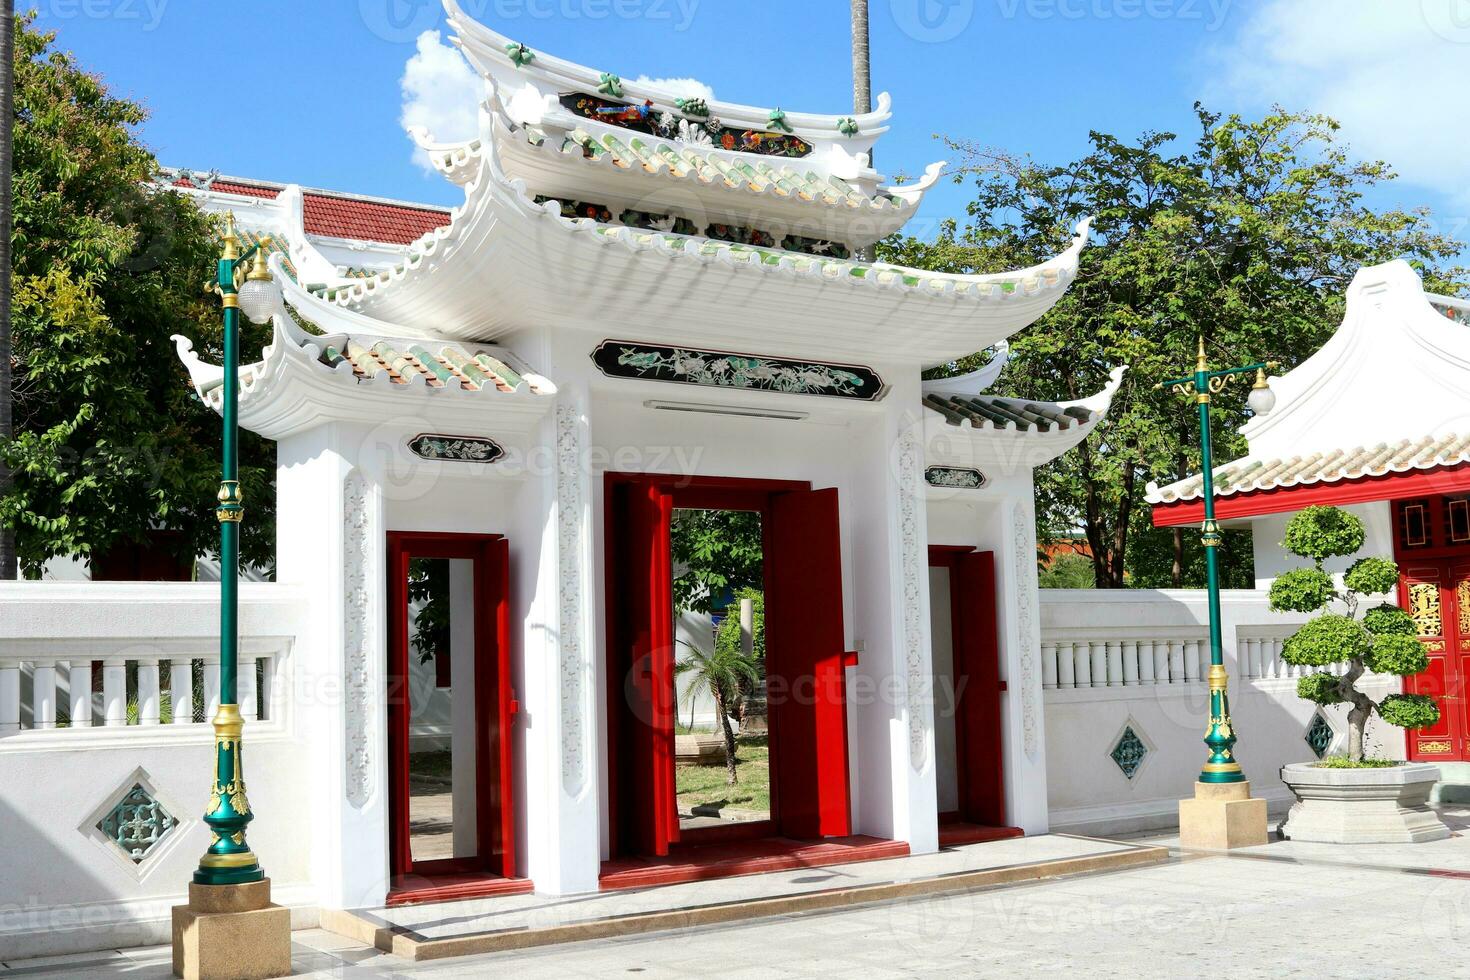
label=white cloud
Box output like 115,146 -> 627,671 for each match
1209,0 -> 1470,210
631,76 -> 716,103
399,31 -> 482,173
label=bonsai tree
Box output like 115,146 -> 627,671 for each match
1269,506 -> 1440,763
675,640 -> 761,786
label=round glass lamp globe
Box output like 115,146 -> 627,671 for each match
1247,384 -> 1277,417
236,279 -> 278,325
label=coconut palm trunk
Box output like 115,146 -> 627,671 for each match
713,685 -> 738,786
851,0 -> 874,263
0,1 -> 14,581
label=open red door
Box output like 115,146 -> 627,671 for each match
606,480 -> 679,857
953,551 -> 1007,826
766,488 -> 852,839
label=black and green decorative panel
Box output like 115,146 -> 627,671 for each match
408,434 -> 506,464
534,194 -> 613,223
591,341 -> 887,401
925,467 -> 986,490
1305,711 -> 1335,759
98,783 -> 177,863
782,234 -> 851,260
559,92 -> 814,158
1110,726 -> 1148,780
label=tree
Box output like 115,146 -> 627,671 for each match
0,1 -> 15,580
675,638 -> 761,786
671,508 -> 762,614
1037,551 -> 1095,589
0,16 -> 275,576
1270,506 -> 1438,762
884,106 -> 1465,588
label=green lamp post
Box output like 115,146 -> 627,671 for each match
1159,339 -> 1278,785
194,214 -> 278,886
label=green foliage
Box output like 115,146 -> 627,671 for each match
714,587 -> 765,661
1283,614 -> 1370,667
1269,567 -> 1336,614
1377,693 -> 1441,731
1344,557 -> 1400,596
1282,507 -> 1366,564
671,509 -> 763,614
1314,756 -> 1400,769
886,106 -> 1464,587
408,559 -> 450,666
0,15 -> 275,574
1123,526 -> 1255,590
674,642 -> 761,717
1362,603 -> 1417,637
1297,672 -> 1347,706
1364,633 -> 1429,677
1037,551 -> 1096,589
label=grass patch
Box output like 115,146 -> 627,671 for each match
676,734 -> 770,814
1314,756 -> 1401,769
409,750 -> 454,780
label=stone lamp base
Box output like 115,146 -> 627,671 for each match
171,878 -> 291,980
1178,781 -> 1269,850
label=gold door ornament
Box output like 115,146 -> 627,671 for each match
1418,739 -> 1453,755
1409,582 -> 1443,638
1458,579 -> 1470,637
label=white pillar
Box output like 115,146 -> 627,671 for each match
1137,641 -> 1156,685
136,657 -> 161,726
102,658 -> 127,726
0,663 -> 17,732
1056,641 -> 1075,689
69,660 -> 93,727
1041,642 -> 1058,690
32,660 -> 57,730
170,659 -> 194,724
239,654 -> 258,722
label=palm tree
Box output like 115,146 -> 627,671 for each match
0,1 -> 14,581
851,0 -> 874,262
675,641 -> 761,786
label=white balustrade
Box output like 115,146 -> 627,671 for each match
1105,642 -> 1123,686
1090,642 -> 1108,687
1122,641 -> 1140,686
1073,641 -> 1092,687
33,660 -> 58,730
68,660 -> 93,726
137,657 -> 161,726
1041,642 -> 1058,690
202,656 -> 221,721
102,659 -> 127,727
1057,641 -> 1076,688
1,662 -> 21,733
241,655 -> 259,722
170,659 -> 194,724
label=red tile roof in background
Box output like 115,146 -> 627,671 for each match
169,173 -> 450,246
302,193 -> 449,246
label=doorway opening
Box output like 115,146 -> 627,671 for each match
1393,496 -> 1470,761
386,532 -> 525,905
603,474 -> 892,886
928,546 -> 1022,847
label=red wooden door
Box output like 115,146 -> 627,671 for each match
953,551 -> 1007,827
606,481 -> 679,857
765,488 -> 852,840
1401,561 -> 1468,761
386,533 -> 517,883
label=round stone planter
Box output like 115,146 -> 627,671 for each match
1278,762 -> 1451,844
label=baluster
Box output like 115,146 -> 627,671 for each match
1104,641 -> 1123,686
1041,642 -> 1058,690
1152,640 -> 1169,684
1168,640 -> 1186,684
1271,639 -> 1285,679
1122,641 -> 1140,686
33,659 -> 57,730
1183,640 -> 1200,682
1243,638 -> 1259,679
240,654 -> 258,722
1090,642 -> 1108,688
102,658 -> 127,726
137,657 -> 161,726
1073,641 -> 1092,687
0,661 -> 17,733
170,659 -> 194,724
1138,640 -> 1156,685
1057,641 -> 1076,688
258,655 -> 273,722
68,660 -> 93,727
202,655 -> 221,720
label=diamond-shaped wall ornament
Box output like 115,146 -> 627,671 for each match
97,782 -> 177,863
1305,711 -> 1335,759
1111,725 -> 1149,780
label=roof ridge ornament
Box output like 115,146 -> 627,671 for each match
768,108 -> 793,133
837,117 -> 859,137
675,96 -> 710,119
597,72 -> 624,98
505,41 -> 534,67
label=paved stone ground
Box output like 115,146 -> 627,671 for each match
7,813 -> 1470,978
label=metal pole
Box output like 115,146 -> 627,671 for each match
1193,339 -> 1243,785
194,216 -> 263,885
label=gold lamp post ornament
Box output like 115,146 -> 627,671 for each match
1158,337 -> 1279,849
172,214 -> 292,980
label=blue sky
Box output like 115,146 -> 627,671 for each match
33,1 -> 1470,258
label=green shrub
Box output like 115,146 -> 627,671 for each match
1364,633 -> 1429,676
1344,556 -> 1400,596
1283,614 -> 1369,667
1282,506 -> 1366,562
1314,756 -> 1400,769
1361,603 -> 1417,637
1377,693 -> 1440,730
1297,672 -> 1347,705
1269,567 -> 1335,613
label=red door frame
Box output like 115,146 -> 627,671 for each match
928,545 -> 1008,827
1391,497 -> 1470,761
603,473 -> 853,856
386,531 -> 517,885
